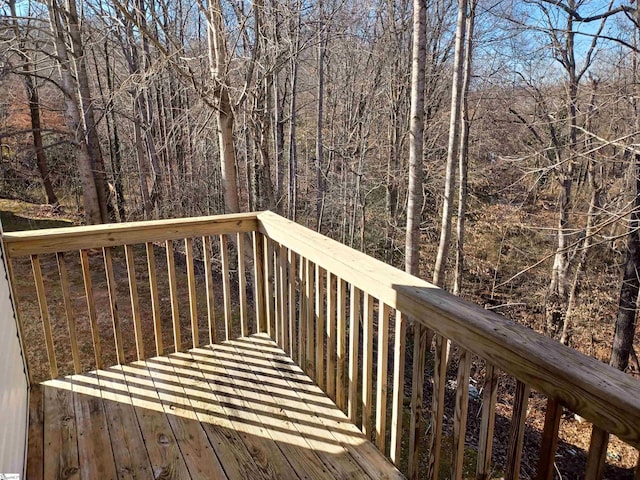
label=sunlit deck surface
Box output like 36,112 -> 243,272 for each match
27,334 -> 403,480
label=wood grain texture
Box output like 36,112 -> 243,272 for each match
43,381 -> 80,480
264,237 -> 275,337
375,302 -> 390,453
80,250 -> 102,370
336,278 -> 347,412
27,384 -> 44,480
165,240 -> 181,352
298,256 -> 307,370
427,335 -> 448,480
125,244 -> 145,360
409,322 -> 428,480
252,232 -> 266,333
146,242 -> 163,355
203,236 -> 217,343
237,232 -> 248,337
505,381 -> 530,480
585,427 -> 608,480
476,363 -> 498,480
73,374 -> 119,479
288,249 -> 296,359
326,272 -> 337,401
185,238 -> 199,347
4,213 -> 259,257
452,349 -> 472,480
315,265 -> 326,390
535,397 -> 562,480
56,252 -> 81,373
390,311 -> 406,466
103,247 -> 125,364
31,255 -> 57,379
220,234 -> 232,341
362,293 -> 374,437
348,285 -> 361,424
305,259 -> 316,378
258,211 -> 640,448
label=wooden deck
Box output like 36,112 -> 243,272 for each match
26,334 -> 404,480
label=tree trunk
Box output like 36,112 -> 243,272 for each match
610,155 -> 640,371
405,0 -> 426,277
453,0 -> 476,296
433,0 -> 468,287
47,0 -> 103,224
315,2 -> 326,232
207,0 -> 241,214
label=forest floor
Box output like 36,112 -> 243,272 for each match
2,198 -> 639,479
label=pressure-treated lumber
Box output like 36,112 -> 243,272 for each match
31,255 -> 57,379
505,381 -> 531,480
80,249 -> 102,370
477,363 -> 498,480
185,238 -> 199,347
203,236 -> 217,343
362,293 -> 374,437
375,302 -> 390,452
56,252 -> 81,373
258,211 -> 640,448
536,397 -> 562,480
165,240 -> 181,352
237,232 -> 248,337
103,246 -> 125,364
390,310 -> 406,465
146,242 -> 163,355
4,212 -> 259,256
347,285 -> 361,424
125,244 -> 145,360
220,234 -> 232,341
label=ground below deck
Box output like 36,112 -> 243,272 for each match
26,334 -> 404,479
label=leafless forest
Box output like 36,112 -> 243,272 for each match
1,0 -> 640,475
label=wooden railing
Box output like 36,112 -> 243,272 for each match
3,211 -> 640,479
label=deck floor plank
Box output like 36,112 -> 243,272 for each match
240,334 -> 405,480
162,351 -> 272,480
71,373 -> 118,480
129,358 -> 228,480
43,380 -> 80,480
116,363 -> 191,480
189,346 -> 301,479
95,368 -> 154,480
205,342 -> 340,480
29,335 -> 404,480
223,339 -> 371,479
27,383 -> 44,480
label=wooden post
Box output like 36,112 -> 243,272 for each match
252,232 -> 266,334
125,244 -> 144,360
103,247 -> 125,364
56,252 -> 81,373
146,242 -> 163,355
390,310 -> 406,465
31,254 -> 57,378
165,240 -> 181,352
185,238 -> 199,347
505,381 -> 531,480
375,302 -> 390,452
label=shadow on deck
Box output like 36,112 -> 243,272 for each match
26,334 -> 403,480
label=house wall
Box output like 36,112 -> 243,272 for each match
0,231 -> 29,477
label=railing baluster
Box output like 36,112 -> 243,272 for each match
279,244 -> 288,352
264,236 -> 275,337
165,240 -> 181,352
273,243 -> 281,346
315,265 -> 326,389
375,302 -> 390,452
348,285 -> 361,424
390,310 -> 406,465
305,259 -> 315,377
585,427 -> 609,480
80,249 -> 102,369
452,349 -> 472,480
146,242 -> 163,355
56,252 -> 80,374
409,322 -> 428,479
298,255 -> 307,367
477,363 -> 498,480
103,247 -> 125,364
252,232 -> 266,334
124,244 -> 144,360
505,380 -> 531,480
31,254 -> 57,378
535,397 -> 562,480
362,293 -> 374,437
327,272 -> 337,400
288,249 -> 296,358
336,278 -> 347,411
428,334 -> 448,479
203,236 -> 217,343
220,234 -> 232,341
237,233 -> 248,337
185,238 -> 199,348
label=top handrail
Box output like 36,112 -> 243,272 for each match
2,212 -> 259,257
257,211 -> 640,449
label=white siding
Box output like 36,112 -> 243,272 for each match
0,233 -> 28,477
